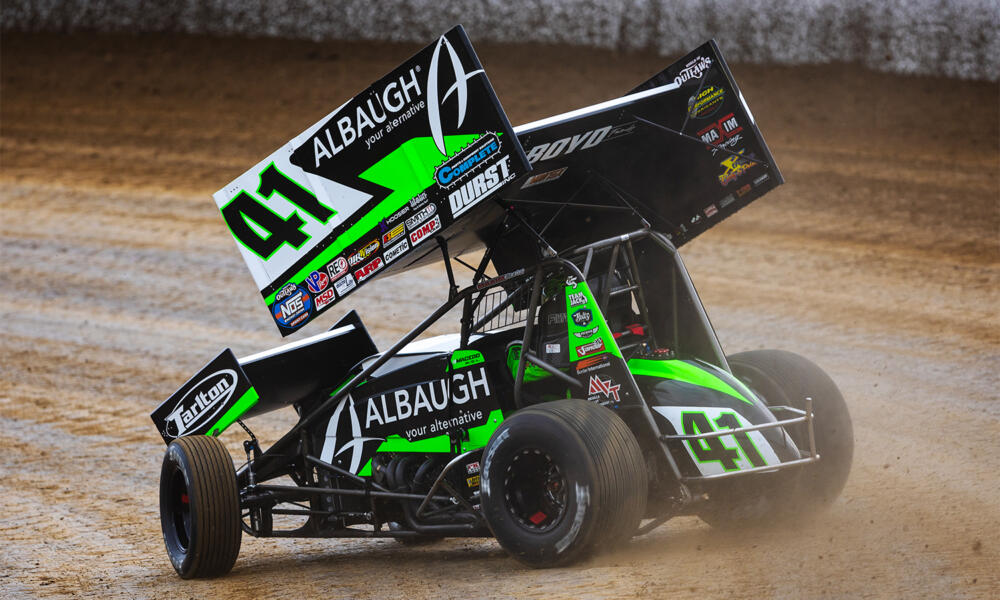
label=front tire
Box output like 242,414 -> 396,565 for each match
481,399 -> 646,567
159,435 -> 242,578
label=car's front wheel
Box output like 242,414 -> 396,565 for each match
159,435 -> 242,578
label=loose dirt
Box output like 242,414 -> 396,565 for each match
1,33 -> 997,599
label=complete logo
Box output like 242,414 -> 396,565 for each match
163,369 -> 237,439
434,133 -> 501,187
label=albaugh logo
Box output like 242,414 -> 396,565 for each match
164,370 -> 237,438
427,34 -> 486,156
320,395 -> 384,474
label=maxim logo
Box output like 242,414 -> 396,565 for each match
163,370 -> 237,438
427,33 -> 486,155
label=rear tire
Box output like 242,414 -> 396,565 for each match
700,350 -> 853,526
481,399 -> 646,567
159,435 -> 242,578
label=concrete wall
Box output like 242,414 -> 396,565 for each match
3,0 -> 997,80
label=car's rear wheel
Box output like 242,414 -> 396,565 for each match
700,350 -> 853,526
159,435 -> 242,578
481,399 -> 646,567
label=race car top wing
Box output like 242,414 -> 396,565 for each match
490,40 -> 783,271
214,25 -> 530,336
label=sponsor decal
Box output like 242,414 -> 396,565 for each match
405,202 -> 437,230
466,461 -> 480,475
698,112 -> 742,149
547,312 -> 567,325
426,33 -> 487,155
709,133 -> 742,157
307,68 -> 424,167
334,273 -> 357,296
275,282 -> 297,302
521,167 -> 568,189
567,291 -> 587,307
572,308 -> 592,327
545,343 -> 561,354
606,121 -> 638,141
448,155 -> 515,217
382,223 -> 405,246
719,194 -> 735,208
354,256 -> 384,283
688,85 -> 726,119
409,191 -> 429,208
674,55 -> 713,86
588,375 -> 621,405
718,149 -> 756,186
303,31 -> 489,167
477,267 -> 526,290
409,213 -> 442,246
690,213 -> 702,225
162,369 -> 237,439
704,204 -> 718,218
574,326 -> 599,339
273,285 -> 311,329
575,355 -> 610,375
360,366 -> 493,442
575,338 -> 605,358
451,350 -> 484,369
385,205 -> 410,224
326,256 -> 350,281
319,395 -> 386,474
383,239 -> 410,264
525,126 -> 611,163
466,475 -> 481,488
435,133 -> 501,187
305,270 -> 329,294
349,239 -> 380,266
410,192 -> 427,208
737,183 -> 753,197
315,287 -> 337,310
753,173 -> 770,186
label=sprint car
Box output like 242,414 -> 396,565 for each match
152,29 -> 853,578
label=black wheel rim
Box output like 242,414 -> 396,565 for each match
503,448 -> 568,533
166,466 -> 192,551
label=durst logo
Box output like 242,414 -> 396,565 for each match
427,34 -> 486,155
163,369 -> 237,438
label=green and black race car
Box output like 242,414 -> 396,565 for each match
151,29 -> 852,578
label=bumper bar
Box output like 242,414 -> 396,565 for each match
659,398 -> 820,482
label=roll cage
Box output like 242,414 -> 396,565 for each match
234,197 -> 817,540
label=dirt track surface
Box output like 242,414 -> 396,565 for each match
1,33 -> 998,599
